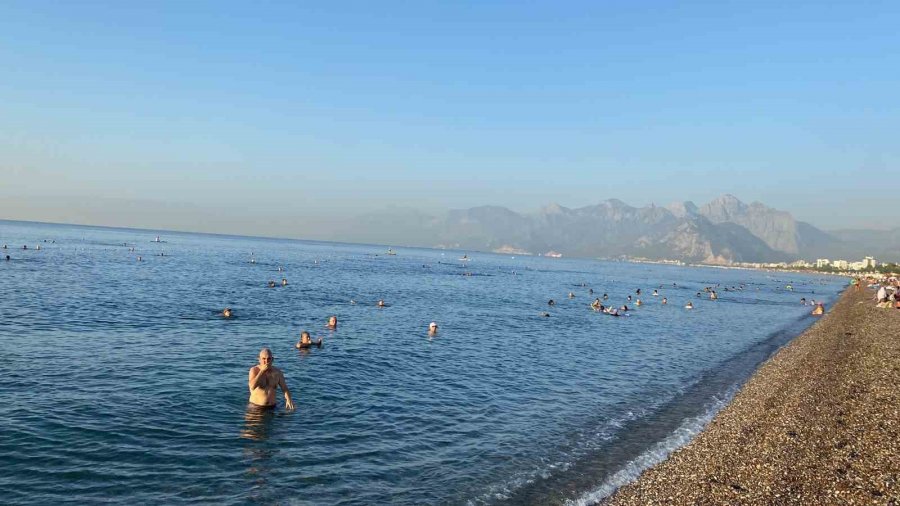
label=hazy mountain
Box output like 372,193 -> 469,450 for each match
339,195 -> 895,263
331,206 -> 439,246
826,227 -> 900,261
692,194 -> 850,260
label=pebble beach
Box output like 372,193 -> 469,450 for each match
607,286 -> 900,504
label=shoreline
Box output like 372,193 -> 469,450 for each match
604,287 -> 900,504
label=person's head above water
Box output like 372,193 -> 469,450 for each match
327,315 -> 337,327
223,307 -> 233,318
258,348 -> 274,365
429,321 -> 438,333
300,331 -> 312,343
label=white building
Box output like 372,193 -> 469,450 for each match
833,260 -> 849,270
816,258 -> 830,268
863,256 -> 877,269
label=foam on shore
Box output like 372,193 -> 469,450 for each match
568,385 -> 737,505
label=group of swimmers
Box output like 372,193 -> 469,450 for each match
552,281 -> 821,317
561,284 -> 697,316
245,314 -> 440,411
3,243 -> 41,261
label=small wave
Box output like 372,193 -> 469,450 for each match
465,378 -> 705,505
567,384 -> 739,506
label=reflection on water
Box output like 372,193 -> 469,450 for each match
242,404 -> 279,500
241,404 -> 277,442
0,220 -> 846,505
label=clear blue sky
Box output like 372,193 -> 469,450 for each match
2,1 -> 898,236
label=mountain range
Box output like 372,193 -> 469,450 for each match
333,195 -> 898,264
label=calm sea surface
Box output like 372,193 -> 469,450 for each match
0,220 -> 845,505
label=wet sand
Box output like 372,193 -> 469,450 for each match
608,287 -> 900,505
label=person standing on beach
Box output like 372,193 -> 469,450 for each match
248,348 -> 295,411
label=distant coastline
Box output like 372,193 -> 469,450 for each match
2,218 -> 895,276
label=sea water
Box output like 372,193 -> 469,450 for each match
0,220 -> 845,505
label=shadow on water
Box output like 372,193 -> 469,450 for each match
498,313 -> 823,505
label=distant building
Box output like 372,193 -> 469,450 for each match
816,258 -> 830,268
863,256 -> 877,269
791,260 -> 811,268
833,260 -> 849,270
850,261 -> 866,271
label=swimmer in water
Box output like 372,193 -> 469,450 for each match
685,301 -> 694,309
268,280 -> 276,288
662,297 -> 668,305
568,292 -> 575,299
635,298 -> 642,306
591,298 -> 602,310
811,303 -> 824,315
377,299 -> 386,307
602,293 -> 608,300
710,291 -> 718,300
248,348 -> 295,411
222,307 -> 233,318
636,288 -> 641,295
5,255 -> 9,261
326,315 -> 338,329
295,331 -> 323,349
589,288 -> 594,295
548,299 -> 556,306
627,295 -> 632,302
281,278 -> 288,286
652,289 -> 658,296
800,297 -> 807,305
428,322 -> 438,335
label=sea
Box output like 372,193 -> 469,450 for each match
0,220 -> 846,505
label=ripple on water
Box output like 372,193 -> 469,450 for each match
0,221 -> 845,505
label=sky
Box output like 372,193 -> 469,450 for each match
1,1 -> 898,238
